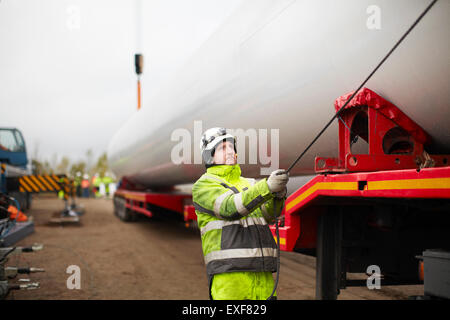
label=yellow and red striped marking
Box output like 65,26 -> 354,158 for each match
286,168 -> 450,214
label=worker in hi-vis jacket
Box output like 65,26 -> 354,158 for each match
193,127 -> 289,300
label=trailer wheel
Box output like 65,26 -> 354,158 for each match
114,196 -> 136,222
315,209 -> 341,300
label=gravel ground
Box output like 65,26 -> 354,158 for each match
5,196 -> 423,300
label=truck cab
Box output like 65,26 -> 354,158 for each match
0,128 -> 28,169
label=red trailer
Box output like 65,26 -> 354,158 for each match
113,88 -> 450,300
269,88 -> 450,299
113,181 -> 193,224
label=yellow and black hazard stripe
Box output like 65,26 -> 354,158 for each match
18,174 -> 65,193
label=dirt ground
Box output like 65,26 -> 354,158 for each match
5,195 -> 423,300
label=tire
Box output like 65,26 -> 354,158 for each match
114,196 -> 136,222
315,209 -> 341,300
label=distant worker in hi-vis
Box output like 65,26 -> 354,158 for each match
193,127 -> 289,300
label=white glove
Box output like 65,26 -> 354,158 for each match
266,169 -> 289,193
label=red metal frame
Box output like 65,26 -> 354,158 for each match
315,88 -> 448,173
270,88 -> 450,252
114,189 -> 192,219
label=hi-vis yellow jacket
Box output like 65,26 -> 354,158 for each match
192,164 -> 284,299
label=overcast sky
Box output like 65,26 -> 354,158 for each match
0,0 -> 242,166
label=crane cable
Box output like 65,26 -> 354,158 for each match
286,0 -> 438,174
267,0 -> 438,300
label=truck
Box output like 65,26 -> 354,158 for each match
0,127 -> 79,246
108,0 -> 450,299
0,127 -> 35,246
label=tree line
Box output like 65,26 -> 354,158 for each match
31,149 -> 112,179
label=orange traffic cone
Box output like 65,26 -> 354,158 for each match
8,205 -> 28,222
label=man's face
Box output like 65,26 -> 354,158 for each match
213,140 -> 236,165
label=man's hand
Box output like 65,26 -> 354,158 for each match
267,169 -> 289,193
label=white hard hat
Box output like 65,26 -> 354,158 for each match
200,127 -> 236,166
